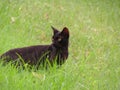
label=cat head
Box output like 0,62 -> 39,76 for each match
51,26 -> 69,48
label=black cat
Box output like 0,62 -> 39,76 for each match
1,26 -> 69,68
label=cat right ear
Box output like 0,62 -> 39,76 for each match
51,26 -> 59,35
61,27 -> 69,38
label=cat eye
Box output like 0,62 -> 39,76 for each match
58,38 -> 62,42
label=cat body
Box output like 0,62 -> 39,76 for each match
1,26 -> 69,67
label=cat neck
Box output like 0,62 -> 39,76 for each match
51,43 -> 68,50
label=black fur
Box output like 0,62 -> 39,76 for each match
1,26 -> 69,68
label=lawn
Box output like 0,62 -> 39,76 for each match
0,0 -> 120,90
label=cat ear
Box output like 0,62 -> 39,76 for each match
51,26 -> 59,35
61,27 -> 69,38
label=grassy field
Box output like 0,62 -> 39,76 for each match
0,0 -> 120,90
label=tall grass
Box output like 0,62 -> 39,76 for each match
0,0 -> 120,90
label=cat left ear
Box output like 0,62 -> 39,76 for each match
51,26 -> 59,35
61,27 -> 69,38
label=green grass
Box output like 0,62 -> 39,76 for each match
0,0 -> 120,90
